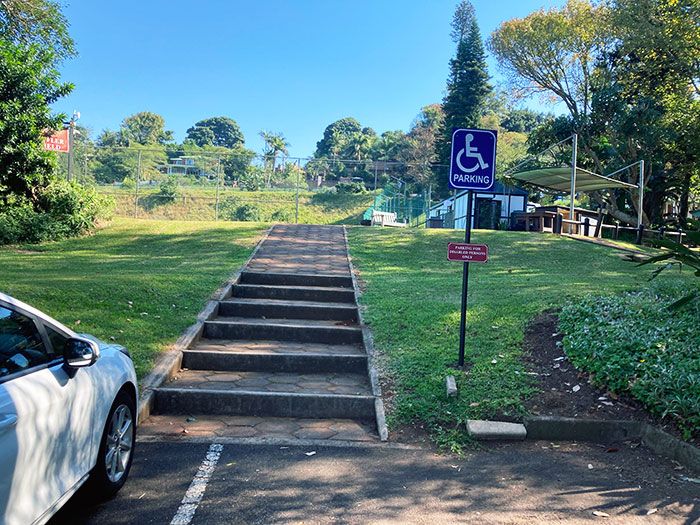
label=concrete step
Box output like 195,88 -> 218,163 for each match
232,283 -> 356,304
154,370 -> 375,419
183,341 -> 368,374
139,414 -> 379,442
218,298 -> 358,322
191,339 -> 366,356
204,317 -> 362,345
240,271 -> 353,289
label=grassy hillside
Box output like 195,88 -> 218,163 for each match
99,186 -> 375,225
0,219 -> 265,377
347,227 -> 695,449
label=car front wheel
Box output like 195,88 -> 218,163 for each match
89,390 -> 136,499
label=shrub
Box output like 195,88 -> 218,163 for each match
559,285 -> 700,439
271,209 -> 294,223
157,178 -> 180,204
336,181 -> 367,194
219,196 -> 241,221
121,177 -> 136,190
219,197 -> 264,222
232,203 -> 262,222
0,181 -> 114,245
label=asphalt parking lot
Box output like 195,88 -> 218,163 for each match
49,439 -> 699,525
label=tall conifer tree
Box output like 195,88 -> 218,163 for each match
436,1 -> 491,195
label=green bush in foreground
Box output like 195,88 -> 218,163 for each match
0,181 -> 114,245
559,286 -> 700,439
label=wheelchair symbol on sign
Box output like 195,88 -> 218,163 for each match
455,133 -> 489,173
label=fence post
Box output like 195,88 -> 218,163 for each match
584,217 -> 590,237
635,223 -> 645,244
614,221 -> 619,240
594,208 -> 604,237
134,150 -> 141,219
426,184 -> 432,228
554,214 -> 563,234
295,158 -> 300,224
214,156 -> 221,221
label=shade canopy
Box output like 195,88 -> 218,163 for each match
508,167 -> 637,193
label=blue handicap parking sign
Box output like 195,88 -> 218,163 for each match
449,128 -> 497,190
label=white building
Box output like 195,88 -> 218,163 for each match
428,181 -> 529,230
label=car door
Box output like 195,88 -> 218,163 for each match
0,304 -> 97,525
0,382 -> 19,525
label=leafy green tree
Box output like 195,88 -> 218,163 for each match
0,0 -> 75,58
0,40 -> 110,244
120,111 -> 173,145
237,165 -> 266,191
345,130 -> 376,161
611,0 -> 699,97
412,103 -> 444,132
186,116 -> 245,148
93,143 -> 167,183
501,108 -> 549,133
372,130 -> 406,162
489,0 -> 607,125
96,129 -> 125,147
489,1 -> 648,224
0,41 -> 72,206
606,0 -> 700,225
221,145 -> 256,182
396,104 -> 445,188
184,126 -> 215,147
314,117 -> 363,158
436,0 -> 492,195
260,130 -> 289,187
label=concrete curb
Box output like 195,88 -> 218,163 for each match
137,226 -> 272,424
343,225 -> 389,442
524,416 -> 699,474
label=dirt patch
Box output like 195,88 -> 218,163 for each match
522,312 -> 691,442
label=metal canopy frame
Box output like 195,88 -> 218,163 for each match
504,134 -> 645,226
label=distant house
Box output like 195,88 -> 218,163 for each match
428,181 -> 529,230
163,156 -> 213,178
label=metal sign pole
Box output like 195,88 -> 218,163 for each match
457,190 -> 473,367
448,128 -> 497,369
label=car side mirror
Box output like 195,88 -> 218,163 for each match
64,337 -> 100,368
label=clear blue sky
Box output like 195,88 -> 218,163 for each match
54,0 -> 564,158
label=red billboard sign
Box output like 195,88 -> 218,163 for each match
447,243 -> 489,263
43,129 -> 70,152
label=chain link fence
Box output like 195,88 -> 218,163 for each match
55,146 -> 426,225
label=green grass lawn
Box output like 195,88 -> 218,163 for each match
0,218 -> 265,378
99,186 -> 375,225
347,227 -> 695,450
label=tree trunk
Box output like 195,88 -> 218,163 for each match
678,171 -> 692,227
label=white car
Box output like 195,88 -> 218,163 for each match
0,292 -> 138,525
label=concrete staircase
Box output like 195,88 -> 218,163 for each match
145,241 -> 382,442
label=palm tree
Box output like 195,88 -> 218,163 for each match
259,131 -> 290,187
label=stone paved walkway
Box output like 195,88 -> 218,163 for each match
169,370 -> 372,396
141,224 -> 380,443
142,415 -> 376,441
246,225 -> 351,275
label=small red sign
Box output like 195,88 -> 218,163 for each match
43,129 -> 70,152
447,243 -> 489,263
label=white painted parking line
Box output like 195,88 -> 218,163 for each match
170,443 -> 223,525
